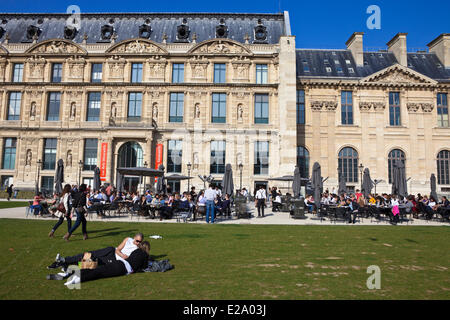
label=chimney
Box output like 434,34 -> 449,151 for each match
427,33 -> 450,68
346,32 -> 364,67
387,33 -> 408,67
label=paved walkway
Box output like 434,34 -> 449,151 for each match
0,205 -> 448,226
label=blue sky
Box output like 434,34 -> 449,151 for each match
1,0 -> 449,50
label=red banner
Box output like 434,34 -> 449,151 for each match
100,142 -> 108,181
155,143 -> 163,183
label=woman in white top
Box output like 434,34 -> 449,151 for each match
48,184 -> 73,238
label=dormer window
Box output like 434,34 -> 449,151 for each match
176,18 -> 190,42
254,19 -> 267,44
64,25 -> 77,40
216,18 -> 228,38
326,67 -> 332,73
345,59 -> 351,65
101,24 -> 114,40
348,67 -> 354,73
139,24 -> 152,39
26,25 -> 41,40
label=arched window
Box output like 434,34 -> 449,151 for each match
388,149 -> 406,184
297,146 -> 310,178
338,147 -> 358,183
118,142 -> 143,168
437,150 -> 450,185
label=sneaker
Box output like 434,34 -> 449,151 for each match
46,274 -> 64,281
47,261 -> 61,269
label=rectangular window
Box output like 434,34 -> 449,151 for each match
43,138 -> 57,170
131,63 -> 143,83
169,93 -> 184,122
83,138 -> 98,171
2,138 -> 17,170
210,141 -> 226,174
51,63 -> 63,83
167,140 -> 182,173
172,63 -> 184,83
12,63 -> 24,82
41,176 -> 54,194
127,92 -> 142,121
214,63 -> 226,83
87,92 -> 101,121
341,91 -> 353,125
389,92 -> 401,126
46,92 -> 61,121
91,63 -> 103,83
296,90 -> 305,124
254,141 -> 269,175
437,93 -> 449,127
254,93 -> 269,124
256,64 -> 268,84
7,92 -> 22,120
212,93 -> 226,123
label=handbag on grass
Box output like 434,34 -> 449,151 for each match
80,252 -> 98,269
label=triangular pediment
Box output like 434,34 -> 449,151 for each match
106,39 -> 168,55
25,39 -> 86,55
361,64 -> 437,85
188,39 -> 252,55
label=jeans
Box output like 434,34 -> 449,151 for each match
68,208 -> 87,235
64,246 -> 116,266
52,215 -> 72,233
31,204 -> 41,215
206,200 -> 215,223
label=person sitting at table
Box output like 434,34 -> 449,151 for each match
31,192 -> 44,216
151,194 -> 160,205
195,190 -> 206,221
272,192 -> 282,212
424,196 -> 437,220
145,191 -> 153,204
357,194 -> 366,208
216,193 -> 231,217
159,194 -> 174,220
368,194 -> 376,205
390,195 -> 400,224
345,197 -> 358,224
304,195 -> 315,213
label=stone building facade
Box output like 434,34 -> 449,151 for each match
296,33 -> 450,195
0,12 -> 297,193
0,12 -> 448,196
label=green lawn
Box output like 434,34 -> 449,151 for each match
0,201 -> 29,209
0,218 -> 448,300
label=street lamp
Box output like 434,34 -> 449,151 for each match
143,161 -> 148,193
187,162 -> 192,193
78,160 -> 83,186
238,163 -> 243,190
358,163 -> 364,190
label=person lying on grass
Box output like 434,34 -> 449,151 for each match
47,232 -> 145,271
63,241 -> 150,285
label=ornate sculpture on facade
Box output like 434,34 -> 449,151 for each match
66,150 -> 72,167
237,104 -> 243,121
30,101 -> 36,119
70,102 -> 76,119
26,150 -> 32,166
195,103 -> 200,119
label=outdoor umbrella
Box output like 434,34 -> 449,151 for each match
430,173 -> 438,201
292,166 -> 302,198
165,174 -> 194,181
338,169 -> 346,195
392,160 -> 407,198
156,164 -> 166,194
54,159 -> 64,195
93,166 -> 101,191
221,163 -> 234,196
361,168 -> 374,198
311,162 -> 322,209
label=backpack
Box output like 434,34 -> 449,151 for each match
143,259 -> 174,272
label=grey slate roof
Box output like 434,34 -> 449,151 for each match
0,13 -> 287,44
296,49 -> 450,82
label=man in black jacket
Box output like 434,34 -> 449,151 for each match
64,184 -> 88,241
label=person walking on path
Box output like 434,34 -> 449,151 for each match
6,184 -> 13,201
48,184 -> 72,238
204,184 -> 216,224
255,185 -> 267,217
64,184 -> 88,241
